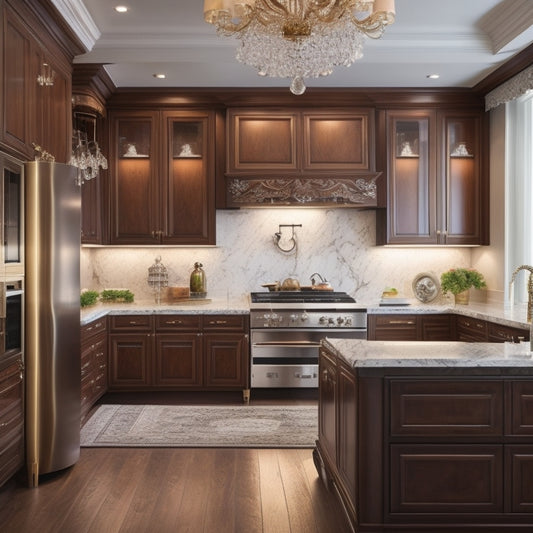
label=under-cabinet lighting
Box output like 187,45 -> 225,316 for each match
114,6 -> 128,13
153,73 -> 166,79
427,74 -> 440,79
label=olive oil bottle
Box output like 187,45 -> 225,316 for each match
190,262 -> 206,297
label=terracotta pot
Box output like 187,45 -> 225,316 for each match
454,290 -> 470,305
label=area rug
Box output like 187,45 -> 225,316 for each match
80,404 -> 318,448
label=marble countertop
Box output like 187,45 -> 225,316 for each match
80,295 -> 250,325
322,337 -> 533,368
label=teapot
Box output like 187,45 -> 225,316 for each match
310,273 -> 333,291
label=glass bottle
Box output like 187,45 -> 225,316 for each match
190,262 -> 206,296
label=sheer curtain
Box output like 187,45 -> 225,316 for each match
505,91 -> 533,304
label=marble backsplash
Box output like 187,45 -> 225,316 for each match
81,209 -> 472,304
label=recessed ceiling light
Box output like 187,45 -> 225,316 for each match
115,6 -> 128,13
427,74 -> 440,79
153,73 -> 166,79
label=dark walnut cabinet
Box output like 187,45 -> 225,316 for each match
225,108 -> 380,207
368,313 -> 528,342
80,317 -> 108,423
0,354 -> 24,488
1,1 -> 76,162
108,110 -> 216,245
315,345 -> 533,532
377,109 -> 486,245
108,314 -> 250,399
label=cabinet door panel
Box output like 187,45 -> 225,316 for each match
204,333 -> 247,388
440,114 -> 482,245
227,110 -> 298,172
319,349 -> 337,467
419,314 -> 452,341
155,333 -> 202,386
303,113 -> 369,170
510,381 -> 533,435
390,445 -> 503,514
338,363 -> 357,504
164,114 -> 215,244
109,334 -> 150,388
109,112 -> 159,244
507,446 -> 533,512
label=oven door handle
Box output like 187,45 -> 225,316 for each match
252,341 -> 322,347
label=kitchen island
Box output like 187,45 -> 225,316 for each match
315,338 -> 533,533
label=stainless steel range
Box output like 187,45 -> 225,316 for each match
250,291 -> 367,388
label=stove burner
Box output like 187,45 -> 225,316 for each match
250,291 -> 356,304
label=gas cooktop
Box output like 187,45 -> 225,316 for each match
250,291 -> 357,307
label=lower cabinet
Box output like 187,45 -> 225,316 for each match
81,317 -> 108,422
0,354 -> 24,488
368,313 -> 528,342
108,314 -> 250,395
315,345 -> 533,532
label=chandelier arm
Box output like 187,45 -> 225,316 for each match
349,10 -> 393,38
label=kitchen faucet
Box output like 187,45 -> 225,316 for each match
509,265 -> 533,351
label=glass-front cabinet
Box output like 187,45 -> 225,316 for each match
385,112 -> 435,244
378,109 -> 484,246
108,110 -> 215,245
1,154 -> 23,276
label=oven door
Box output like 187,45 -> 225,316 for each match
250,328 -> 364,388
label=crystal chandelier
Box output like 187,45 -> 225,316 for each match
203,0 -> 395,95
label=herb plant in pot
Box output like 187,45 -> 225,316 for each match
440,268 -> 487,305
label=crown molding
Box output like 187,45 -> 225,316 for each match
49,0 -> 100,52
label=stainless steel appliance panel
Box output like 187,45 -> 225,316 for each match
25,162 -> 81,485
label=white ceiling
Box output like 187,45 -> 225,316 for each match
63,0 -> 533,90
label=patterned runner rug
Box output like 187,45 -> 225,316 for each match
81,404 -> 318,448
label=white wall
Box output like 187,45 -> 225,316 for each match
82,208 -> 471,304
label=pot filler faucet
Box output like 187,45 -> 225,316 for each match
509,264 -> 533,351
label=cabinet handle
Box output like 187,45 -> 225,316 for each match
322,369 -> 328,382
209,320 -> 228,325
388,320 -> 415,325
165,320 -> 182,325
476,323 -> 484,329
129,321 -> 141,325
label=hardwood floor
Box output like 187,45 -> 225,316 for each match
0,391 -> 351,533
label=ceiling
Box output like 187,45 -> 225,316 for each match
61,0 -> 533,90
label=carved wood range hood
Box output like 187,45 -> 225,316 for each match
225,108 -> 380,208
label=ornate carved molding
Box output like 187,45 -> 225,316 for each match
485,64 -> 533,111
226,175 -> 381,207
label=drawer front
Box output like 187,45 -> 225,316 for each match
81,317 -> 107,342
369,314 -> 417,341
202,314 -> 248,332
390,444 -> 503,514
155,314 -> 201,332
456,316 -> 487,341
510,381 -> 533,435
488,322 -> 529,343
109,315 -> 152,331
389,380 -> 503,437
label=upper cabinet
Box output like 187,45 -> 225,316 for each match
225,108 -> 379,207
376,109 -> 487,246
1,2 -> 78,162
108,109 -> 215,245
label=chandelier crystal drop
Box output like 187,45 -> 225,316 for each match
204,0 -> 395,94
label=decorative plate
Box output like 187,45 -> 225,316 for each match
412,272 -> 440,303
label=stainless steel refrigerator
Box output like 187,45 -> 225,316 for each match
24,161 -> 81,487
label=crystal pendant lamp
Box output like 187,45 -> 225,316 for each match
203,0 -> 395,95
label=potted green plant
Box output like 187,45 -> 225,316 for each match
440,268 -> 487,304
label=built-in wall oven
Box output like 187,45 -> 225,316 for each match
0,279 -> 24,357
250,291 -> 366,388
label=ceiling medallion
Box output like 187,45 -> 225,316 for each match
203,0 -> 395,95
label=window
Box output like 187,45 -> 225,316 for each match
505,91 -> 533,303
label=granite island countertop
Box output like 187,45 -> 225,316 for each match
322,337 -> 533,369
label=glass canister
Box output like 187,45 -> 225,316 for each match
190,262 -> 206,298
